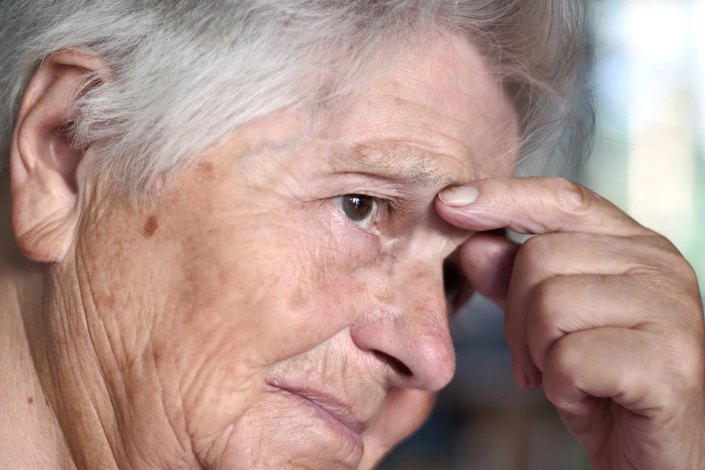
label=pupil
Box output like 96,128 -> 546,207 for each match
343,195 -> 372,221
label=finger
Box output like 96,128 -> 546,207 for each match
541,327 -> 702,417
523,273 -> 697,373
503,232 -> 696,389
436,177 -> 651,237
510,232 -> 678,283
503,232 -> 650,386
502,231 -> 641,391
456,231 -> 520,309
435,177 -> 653,390
543,328 -> 654,416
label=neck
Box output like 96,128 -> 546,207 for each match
0,175 -> 115,470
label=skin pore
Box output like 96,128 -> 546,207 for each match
0,30 -> 517,470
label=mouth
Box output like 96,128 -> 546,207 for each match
264,381 -> 365,448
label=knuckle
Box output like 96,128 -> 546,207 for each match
669,256 -> 701,293
654,334 -> 705,393
526,278 -> 569,368
646,235 -> 691,268
657,249 -> 689,274
547,177 -> 593,215
517,233 -> 556,267
669,276 -> 704,323
628,236 -> 702,306
630,251 -> 703,324
649,233 -> 679,252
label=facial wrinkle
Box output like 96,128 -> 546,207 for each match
327,142 -> 474,193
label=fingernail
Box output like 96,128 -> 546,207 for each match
438,186 -> 479,207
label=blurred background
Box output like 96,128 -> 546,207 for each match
378,0 -> 705,468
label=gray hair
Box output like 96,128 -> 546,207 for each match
0,0 -> 593,198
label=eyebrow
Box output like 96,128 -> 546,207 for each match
326,143 -> 469,191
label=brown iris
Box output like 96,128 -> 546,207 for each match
338,194 -> 377,226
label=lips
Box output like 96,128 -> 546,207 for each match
264,381 -> 367,447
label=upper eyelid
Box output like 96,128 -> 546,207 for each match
323,172 -> 426,201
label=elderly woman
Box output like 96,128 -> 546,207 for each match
1,1 -> 703,469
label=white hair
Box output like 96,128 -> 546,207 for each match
0,0 -> 593,199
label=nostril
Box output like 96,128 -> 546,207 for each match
373,350 -> 412,377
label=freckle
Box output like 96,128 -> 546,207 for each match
197,161 -> 216,180
374,286 -> 395,303
144,215 -> 159,237
287,288 -> 308,310
28,397 -> 33,404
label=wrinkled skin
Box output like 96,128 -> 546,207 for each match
2,25 -> 704,470
437,179 -> 705,469
1,32 -> 516,469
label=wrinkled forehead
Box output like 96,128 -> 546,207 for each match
310,30 -> 520,180
234,30 -> 519,188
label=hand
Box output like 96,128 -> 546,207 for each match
436,177 -> 705,470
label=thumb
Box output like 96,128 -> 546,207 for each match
458,232 -> 519,309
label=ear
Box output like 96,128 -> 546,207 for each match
10,49 -> 109,263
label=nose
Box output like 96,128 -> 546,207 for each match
349,242 -> 456,392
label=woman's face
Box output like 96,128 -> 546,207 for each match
69,33 -> 517,468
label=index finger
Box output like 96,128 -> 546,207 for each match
435,177 -> 651,237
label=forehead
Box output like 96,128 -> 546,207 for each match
313,30 -> 519,182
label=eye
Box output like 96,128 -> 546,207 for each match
335,194 -> 378,229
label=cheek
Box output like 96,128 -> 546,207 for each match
127,172 -> 392,444
161,197 -> 383,371
250,205 -> 388,361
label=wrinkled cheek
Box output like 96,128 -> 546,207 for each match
208,392 -> 364,469
245,273 -> 371,368
163,223 -> 374,369
163,254 -> 374,453
237,234 -> 386,367
155,207 -> 393,442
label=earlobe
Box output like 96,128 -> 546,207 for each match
10,49 -> 108,263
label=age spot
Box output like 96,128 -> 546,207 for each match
144,215 -> 159,237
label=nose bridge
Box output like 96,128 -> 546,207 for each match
397,248 -> 456,381
349,223 -> 457,392
404,203 -> 469,262
384,215 -> 455,323
395,232 -> 447,308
